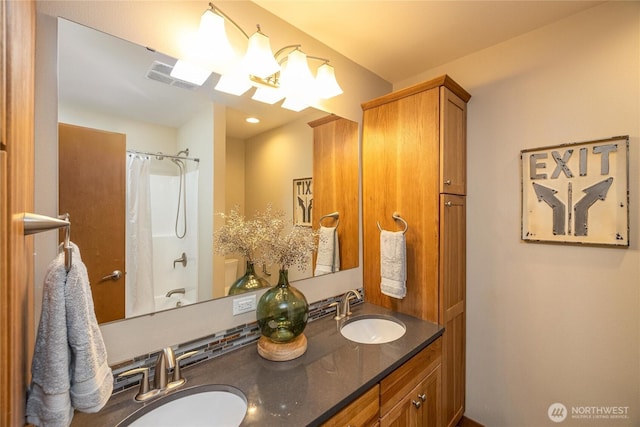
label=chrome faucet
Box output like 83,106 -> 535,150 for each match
333,289 -> 362,320
165,288 -> 186,297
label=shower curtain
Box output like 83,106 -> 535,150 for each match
126,154 -> 155,318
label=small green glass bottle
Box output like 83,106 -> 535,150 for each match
228,261 -> 270,295
257,269 -> 309,343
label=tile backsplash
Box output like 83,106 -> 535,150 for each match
111,289 -> 363,394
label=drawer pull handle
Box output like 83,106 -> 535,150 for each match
418,393 -> 426,402
444,179 -> 452,185
412,399 -> 422,409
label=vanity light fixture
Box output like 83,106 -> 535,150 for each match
174,2 -> 343,110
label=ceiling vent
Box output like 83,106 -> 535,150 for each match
145,61 -> 198,90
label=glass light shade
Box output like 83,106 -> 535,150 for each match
241,31 -> 280,79
215,72 -> 252,96
252,86 -> 285,104
170,59 -> 212,86
315,63 -> 343,99
281,97 -> 309,112
279,49 -> 317,104
197,9 -> 236,75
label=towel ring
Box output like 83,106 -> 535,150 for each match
376,212 -> 408,235
319,211 -> 340,228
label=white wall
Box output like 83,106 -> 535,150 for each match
398,2 -> 640,425
177,106 -> 215,300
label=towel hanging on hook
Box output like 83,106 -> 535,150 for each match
23,212 -> 72,271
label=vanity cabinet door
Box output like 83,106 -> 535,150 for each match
380,367 -> 441,427
322,384 -> 379,427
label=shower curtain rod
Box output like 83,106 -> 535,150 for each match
127,149 -> 200,163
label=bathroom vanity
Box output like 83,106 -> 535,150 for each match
70,303 -> 443,426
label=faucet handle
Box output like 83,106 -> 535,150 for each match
118,367 -> 160,402
329,302 -> 342,320
168,350 -> 199,389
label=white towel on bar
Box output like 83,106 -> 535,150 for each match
380,230 -> 407,299
27,243 -> 113,427
314,226 -> 340,276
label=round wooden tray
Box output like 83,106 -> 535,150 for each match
257,334 -> 307,361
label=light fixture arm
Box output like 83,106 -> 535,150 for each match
208,2 -> 250,39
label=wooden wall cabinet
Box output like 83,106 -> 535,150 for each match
362,75 -> 470,427
309,114 -> 360,271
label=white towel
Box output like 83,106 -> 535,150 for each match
380,230 -> 407,299
27,243 -> 113,427
314,226 -> 340,276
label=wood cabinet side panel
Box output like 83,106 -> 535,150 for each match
312,117 -> 359,270
362,89 -> 440,321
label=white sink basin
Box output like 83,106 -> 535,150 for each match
118,384 -> 247,427
340,314 -> 406,344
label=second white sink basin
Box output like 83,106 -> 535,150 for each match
340,314 -> 406,344
118,384 -> 247,426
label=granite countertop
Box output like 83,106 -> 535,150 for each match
73,303 -> 443,426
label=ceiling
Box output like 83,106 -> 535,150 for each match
58,2 -> 605,141
254,0 -> 605,84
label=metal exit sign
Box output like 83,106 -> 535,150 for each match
521,136 -> 629,246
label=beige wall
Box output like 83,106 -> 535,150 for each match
398,2 -> 640,425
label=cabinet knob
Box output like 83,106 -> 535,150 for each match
412,399 -> 422,409
418,393 -> 426,402
444,179 -> 452,185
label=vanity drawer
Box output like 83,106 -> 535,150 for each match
379,338 -> 442,415
322,384 -> 380,427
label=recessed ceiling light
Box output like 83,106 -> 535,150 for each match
245,117 -> 260,124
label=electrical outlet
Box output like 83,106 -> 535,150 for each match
232,295 -> 257,315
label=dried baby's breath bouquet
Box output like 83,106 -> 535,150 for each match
213,205 -> 267,263
214,205 -> 317,271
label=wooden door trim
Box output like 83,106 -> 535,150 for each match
1,0 -> 36,425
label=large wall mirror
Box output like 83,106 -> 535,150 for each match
56,18 -> 359,325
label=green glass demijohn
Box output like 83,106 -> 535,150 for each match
228,261 -> 270,296
257,269 -> 309,343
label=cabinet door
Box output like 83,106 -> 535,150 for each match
440,87 -> 467,195
380,367 -> 441,427
440,194 -> 466,427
